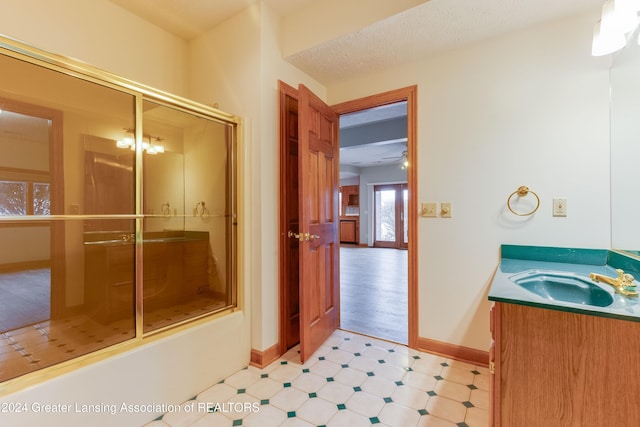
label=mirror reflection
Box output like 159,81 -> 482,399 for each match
0,49 -> 237,382
140,100 -> 236,333
610,31 -> 640,257
0,53 -> 137,382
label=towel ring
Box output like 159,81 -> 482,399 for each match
507,186 -> 540,216
195,201 -> 210,219
161,202 -> 171,217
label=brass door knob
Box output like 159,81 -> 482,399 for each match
304,232 -> 320,241
287,230 -> 302,241
288,231 -> 319,242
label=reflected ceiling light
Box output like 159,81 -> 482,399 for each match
116,135 -> 134,149
401,151 -> 408,169
592,0 -> 640,56
116,128 -> 165,154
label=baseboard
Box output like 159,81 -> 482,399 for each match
249,343 -> 281,368
0,260 -> 50,273
416,336 -> 489,368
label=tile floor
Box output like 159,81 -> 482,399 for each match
144,330 -> 489,427
0,296 -> 226,382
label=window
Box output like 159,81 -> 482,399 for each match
0,180 -> 50,215
0,181 -> 26,215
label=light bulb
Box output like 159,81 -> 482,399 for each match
592,19 -> 626,56
614,0 -> 640,33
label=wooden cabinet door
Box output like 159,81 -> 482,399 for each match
340,220 -> 356,243
499,303 -> 640,426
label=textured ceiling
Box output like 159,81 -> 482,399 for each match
287,0 -> 603,84
109,0 -> 602,84
106,0 -> 603,172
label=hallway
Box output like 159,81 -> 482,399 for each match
340,247 -> 408,344
146,329 -> 489,426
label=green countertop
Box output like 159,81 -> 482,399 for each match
488,245 -> 640,322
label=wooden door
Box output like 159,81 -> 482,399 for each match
297,84 -> 340,362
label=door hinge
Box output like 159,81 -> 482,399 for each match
489,361 -> 495,375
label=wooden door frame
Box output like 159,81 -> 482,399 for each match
0,97 -> 65,318
278,81 -> 300,357
278,84 -> 418,356
331,86 -> 418,349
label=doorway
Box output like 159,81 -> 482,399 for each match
374,183 -> 408,249
337,98 -> 408,344
278,84 -> 418,358
0,100 -> 65,333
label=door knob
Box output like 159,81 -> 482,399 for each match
288,230 -> 302,241
288,231 -> 320,242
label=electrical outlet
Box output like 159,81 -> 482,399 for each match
553,198 -> 567,217
440,202 -> 452,218
421,202 -> 437,217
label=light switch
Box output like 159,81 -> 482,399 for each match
440,202 -> 452,218
553,198 -> 567,217
421,202 -> 437,217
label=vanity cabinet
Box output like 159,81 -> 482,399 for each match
490,302 -> 640,426
84,243 -> 136,322
84,232 -> 209,322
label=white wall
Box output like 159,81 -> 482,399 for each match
327,10 -> 611,351
0,2 -> 251,425
187,3 -> 612,356
188,3 -> 325,352
0,0 -> 188,96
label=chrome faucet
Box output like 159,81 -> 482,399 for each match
590,269 -> 638,297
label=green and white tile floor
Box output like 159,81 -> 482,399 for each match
144,330 -> 489,427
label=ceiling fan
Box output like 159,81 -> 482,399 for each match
382,149 -> 409,169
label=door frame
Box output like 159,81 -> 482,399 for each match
278,84 -> 418,353
278,81 -> 300,355
332,86 -> 418,348
0,97 -> 66,319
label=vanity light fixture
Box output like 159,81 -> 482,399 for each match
592,0 -> 640,56
401,151 -> 409,169
116,128 -> 165,154
145,136 -> 165,155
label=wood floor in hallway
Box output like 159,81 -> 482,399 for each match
340,246 -> 408,344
